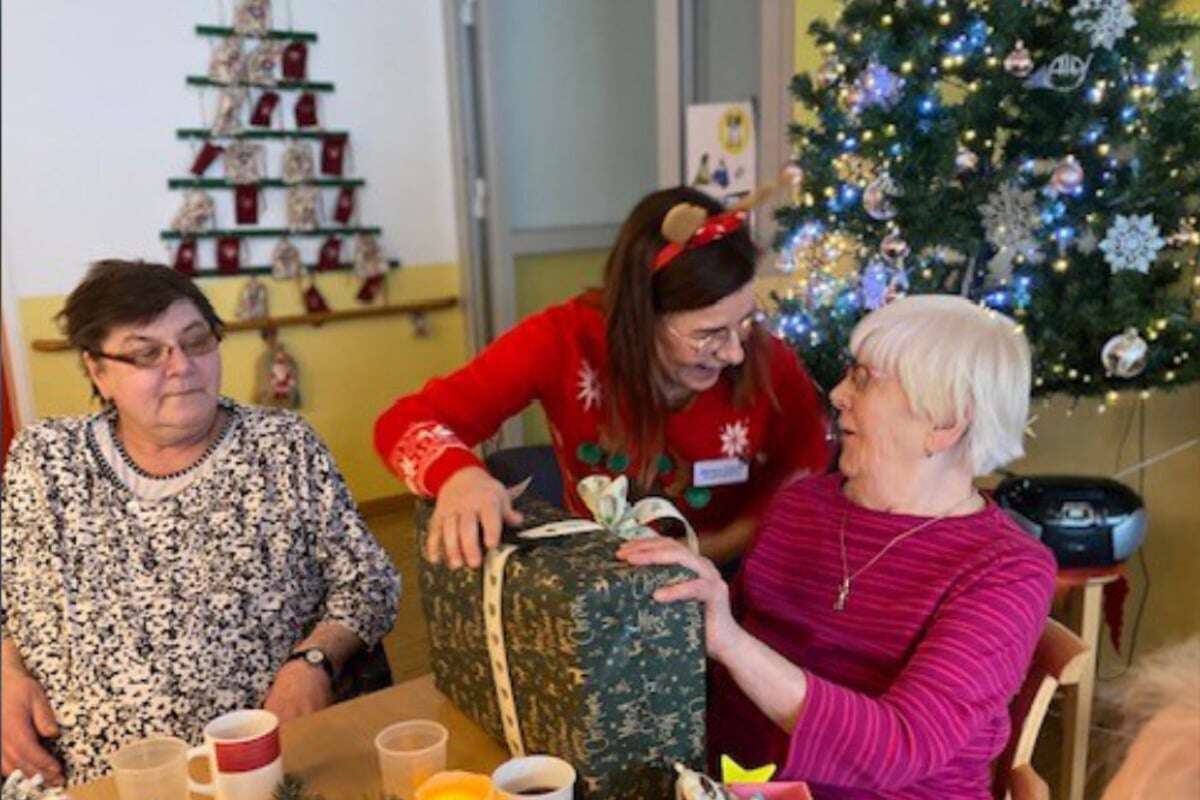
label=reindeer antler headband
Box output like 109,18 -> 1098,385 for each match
651,180 -> 783,273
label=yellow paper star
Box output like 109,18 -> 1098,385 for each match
720,754 -> 777,783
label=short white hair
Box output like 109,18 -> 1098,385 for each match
849,294 -> 1031,476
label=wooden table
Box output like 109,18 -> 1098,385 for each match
70,674 -> 509,799
1055,564 -> 1125,800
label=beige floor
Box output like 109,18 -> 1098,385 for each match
366,502 -> 1122,798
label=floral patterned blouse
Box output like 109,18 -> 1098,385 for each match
0,399 -> 401,785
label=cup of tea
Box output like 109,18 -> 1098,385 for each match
490,755 -> 576,800
187,709 -> 284,800
108,736 -> 190,800
375,719 -> 448,800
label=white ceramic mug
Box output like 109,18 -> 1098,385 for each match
187,709 -> 284,800
490,755 -> 576,800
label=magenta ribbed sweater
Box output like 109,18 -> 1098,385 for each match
709,474 -> 1056,799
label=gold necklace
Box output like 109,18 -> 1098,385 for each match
835,491 -> 979,612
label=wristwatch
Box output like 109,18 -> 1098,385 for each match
287,647 -> 335,683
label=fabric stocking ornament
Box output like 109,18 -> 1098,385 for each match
250,91 -> 280,127
356,274 -> 385,304
271,238 -> 304,280
235,185 -> 261,224
190,142 -> 224,176
294,92 -> 318,128
217,236 -> 243,274
174,239 -> 198,275
320,134 -> 348,176
282,41 -> 308,80
317,236 -> 342,271
332,186 -> 355,224
303,282 -> 330,313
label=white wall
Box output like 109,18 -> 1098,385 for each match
0,0 -> 458,295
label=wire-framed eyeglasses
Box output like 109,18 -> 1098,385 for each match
88,329 -> 221,369
669,308 -> 765,356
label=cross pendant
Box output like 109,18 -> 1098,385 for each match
834,578 -> 850,612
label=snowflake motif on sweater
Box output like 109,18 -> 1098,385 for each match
719,419 -> 751,459
576,360 -> 602,411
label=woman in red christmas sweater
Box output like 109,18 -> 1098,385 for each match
374,187 -> 831,568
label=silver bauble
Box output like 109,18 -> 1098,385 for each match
1101,328 -> 1149,378
1005,41 -> 1035,78
1050,156 -> 1085,194
881,232 -> 910,262
863,174 -> 900,221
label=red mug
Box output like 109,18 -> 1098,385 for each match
187,709 -> 283,800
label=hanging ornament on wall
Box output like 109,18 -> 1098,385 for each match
955,145 -> 980,174
255,339 -> 301,409
1005,40 -> 1035,77
863,174 -> 900,220
1049,155 -> 1085,194
880,231 -> 910,263
235,277 -> 269,321
1101,328 -> 1149,378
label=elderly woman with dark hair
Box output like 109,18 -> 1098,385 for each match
0,261 -> 400,787
621,295 -> 1057,799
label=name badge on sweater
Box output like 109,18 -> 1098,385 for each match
693,458 -> 749,488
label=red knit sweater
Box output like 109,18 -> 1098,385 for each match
710,474 -> 1057,798
374,293 -> 831,534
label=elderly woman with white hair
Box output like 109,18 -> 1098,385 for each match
619,295 -> 1057,799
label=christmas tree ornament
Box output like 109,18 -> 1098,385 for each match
955,145 -> 979,174
1025,52 -> 1093,91
332,186 -> 356,224
271,238 -> 304,280
232,0 -> 271,36
1070,0 -> 1136,50
816,57 -> 841,89
249,90 -> 280,127
318,236 -> 342,270
171,191 -> 215,233
854,61 -> 905,110
286,185 -> 320,232
1049,155 -> 1085,194
224,141 -> 265,184
208,36 -> 244,83
211,88 -> 247,136
1181,54 -> 1198,91
216,236 -> 242,274
255,341 -> 301,409
860,259 -> 893,310
1100,214 -> 1165,274
353,234 -> 385,278
189,142 -> 224,176
320,133 -> 348,176
834,153 -> 876,185
843,86 -> 866,114
244,41 -> 280,85
235,277 -> 269,321
863,174 -> 900,220
173,239 -> 198,275
1004,41 -> 1035,77
979,183 -> 1041,281
280,140 -> 314,184
880,232 -> 910,263
1101,328 -> 1149,378
294,91 -> 319,128
302,282 -> 329,313
234,184 -> 261,224
282,41 -> 308,80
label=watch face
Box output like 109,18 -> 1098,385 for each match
305,649 -> 323,665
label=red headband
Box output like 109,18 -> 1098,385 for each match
652,210 -> 747,272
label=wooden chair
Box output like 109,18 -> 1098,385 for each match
994,618 -> 1090,800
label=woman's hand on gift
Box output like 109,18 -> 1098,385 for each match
616,536 -> 744,661
429,467 -> 524,569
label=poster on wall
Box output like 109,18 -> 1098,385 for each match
685,101 -> 756,208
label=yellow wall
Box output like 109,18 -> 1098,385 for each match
19,265 -> 468,503
792,0 -> 1200,660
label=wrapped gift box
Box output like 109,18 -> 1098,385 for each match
417,497 -> 706,800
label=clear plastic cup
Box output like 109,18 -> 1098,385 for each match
108,736 -> 190,800
374,720 -> 448,800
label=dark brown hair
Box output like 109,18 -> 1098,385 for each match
603,187 -> 771,487
57,260 -> 224,397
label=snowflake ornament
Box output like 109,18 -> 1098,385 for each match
1100,214 -> 1164,274
719,419 -> 750,459
979,183 -> 1042,281
576,360 -> 602,411
1070,0 -> 1136,50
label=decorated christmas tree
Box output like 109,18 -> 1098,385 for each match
772,0 -> 1200,400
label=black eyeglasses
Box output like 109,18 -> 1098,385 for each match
89,330 -> 221,369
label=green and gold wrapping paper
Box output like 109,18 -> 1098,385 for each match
416,498 -> 707,799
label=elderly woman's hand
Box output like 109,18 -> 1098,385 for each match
262,660 -> 334,724
616,536 -> 744,661
1,666 -> 63,786
428,467 -> 524,569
